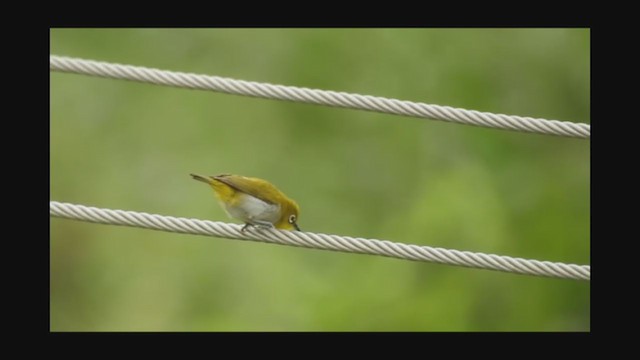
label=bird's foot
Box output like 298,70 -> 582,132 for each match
241,221 -> 274,232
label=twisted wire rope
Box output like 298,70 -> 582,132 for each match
50,201 -> 590,281
50,55 -> 590,139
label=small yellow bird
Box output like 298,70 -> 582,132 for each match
191,173 -> 301,231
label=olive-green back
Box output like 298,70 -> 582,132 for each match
213,174 -> 288,205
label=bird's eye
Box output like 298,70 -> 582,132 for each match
288,215 -> 297,223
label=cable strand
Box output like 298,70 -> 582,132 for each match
50,55 -> 590,139
50,201 -> 590,281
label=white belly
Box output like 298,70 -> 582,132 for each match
221,193 -> 281,224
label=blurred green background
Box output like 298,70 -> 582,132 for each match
50,28 -> 590,331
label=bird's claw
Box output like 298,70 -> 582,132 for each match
241,222 -> 274,232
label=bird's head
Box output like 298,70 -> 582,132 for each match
278,200 -> 301,231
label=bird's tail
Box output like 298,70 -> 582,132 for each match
190,174 -> 236,202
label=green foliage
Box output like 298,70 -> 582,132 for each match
50,28 -> 590,331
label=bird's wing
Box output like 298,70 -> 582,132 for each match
213,174 -> 283,205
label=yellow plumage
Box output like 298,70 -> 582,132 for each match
191,173 -> 300,231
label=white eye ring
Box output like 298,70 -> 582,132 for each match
288,215 -> 296,223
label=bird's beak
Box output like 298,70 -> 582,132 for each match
293,222 -> 301,231
190,173 -> 213,184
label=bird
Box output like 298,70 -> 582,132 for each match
191,173 -> 300,232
